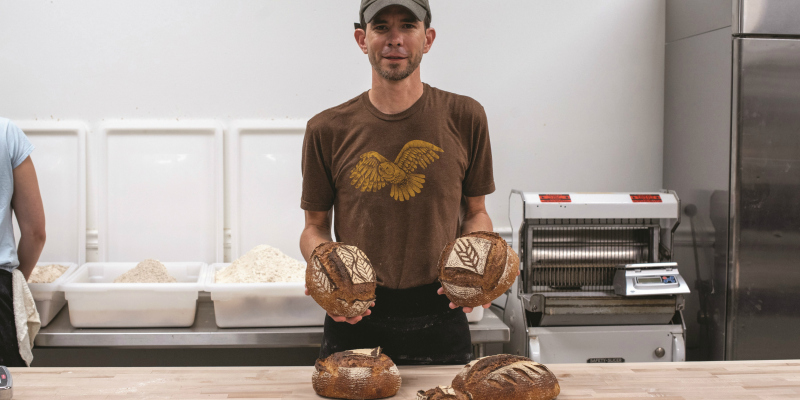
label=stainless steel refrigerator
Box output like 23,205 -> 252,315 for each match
664,0 -> 800,360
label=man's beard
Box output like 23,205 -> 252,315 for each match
369,50 -> 422,81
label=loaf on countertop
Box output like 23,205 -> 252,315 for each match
451,354 -> 560,400
312,347 -> 402,400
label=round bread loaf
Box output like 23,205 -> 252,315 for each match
307,242 -> 377,318
416,385 -> 471,400
312,347 -> 402,400
437,231 -> 519,307
451,355 -> 560,400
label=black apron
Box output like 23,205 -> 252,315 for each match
319,281 -> 472,365
0,269 -> 27,367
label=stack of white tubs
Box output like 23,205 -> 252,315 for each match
55,262 -> 324,328
27,262 -> 79,327
204,263 -> 324,327
60,263 -> 207,328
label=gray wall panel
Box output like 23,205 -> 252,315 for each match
666,0 -> 731,43
664,27 -> 732,360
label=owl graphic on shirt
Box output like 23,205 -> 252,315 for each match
349,140 -> 444,201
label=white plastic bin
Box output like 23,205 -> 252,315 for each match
206,263 -> 325,328
466,306 -> 484,323
61,262 -> 206,328
27,262 -> 79,327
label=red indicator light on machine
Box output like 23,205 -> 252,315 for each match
540,194 -> 571,203
1,374 -> 5,379
630,194 -> 662,203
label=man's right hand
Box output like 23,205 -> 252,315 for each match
305,286 -> 375,325
303,211 -> 373,324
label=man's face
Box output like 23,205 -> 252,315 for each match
361,6 -> 431,81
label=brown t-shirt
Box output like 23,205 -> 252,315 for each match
301,84 -> 495,289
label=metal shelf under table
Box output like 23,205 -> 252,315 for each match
35,294 -> 510,351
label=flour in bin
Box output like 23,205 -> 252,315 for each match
28,264 -> 69,283
216,245 -> 305,283
114,259 -> 177,283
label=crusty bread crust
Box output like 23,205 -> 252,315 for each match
451,355 -> 560,400
438,231 -> 519,307
312,348 -> 402,399
416,385 -> 471,400
307,242 -> 377,318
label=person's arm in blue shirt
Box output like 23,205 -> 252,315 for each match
12,156 -> 45,280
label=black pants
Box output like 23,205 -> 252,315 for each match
319,281 -> 472,365
0,269 -> 26,367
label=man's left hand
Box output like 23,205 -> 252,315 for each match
438,285 -> 491,312
436,269 -> 520,313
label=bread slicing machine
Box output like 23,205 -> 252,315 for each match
502,191 -> 689,363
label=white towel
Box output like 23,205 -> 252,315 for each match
12,269 -> 40,366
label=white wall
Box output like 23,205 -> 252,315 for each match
0,0 -> 665,262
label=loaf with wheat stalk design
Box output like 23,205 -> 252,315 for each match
306,242 -> 377,318
451,355 -> 560,400
437,231 -> 519,307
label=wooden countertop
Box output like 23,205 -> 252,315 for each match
9,360 -> 800,399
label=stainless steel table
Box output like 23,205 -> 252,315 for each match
35,294 -> 510,355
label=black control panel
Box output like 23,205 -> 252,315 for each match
0,366 -> 9,388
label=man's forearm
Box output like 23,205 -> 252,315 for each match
461,210 -> 493,236
17,233 -> 45,280
300,226 -> 333,262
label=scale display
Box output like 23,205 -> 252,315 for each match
636,276 -> 677,285
631,274 -> 681,291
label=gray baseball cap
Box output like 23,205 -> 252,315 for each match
360,0 -> 431,25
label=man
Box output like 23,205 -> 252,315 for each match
300,0 -> 496,365
0,117 -> 46,367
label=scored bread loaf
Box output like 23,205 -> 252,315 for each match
416,385 -> 471,400
451,355 -> 560,400
438,231 -> 518,307
306,242 -> 377,318
312,347 -> 402,400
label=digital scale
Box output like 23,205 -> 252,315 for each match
614,262 -> 690,296
0,366 -> 11,400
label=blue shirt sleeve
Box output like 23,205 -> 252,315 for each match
5,120 -> 34,169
